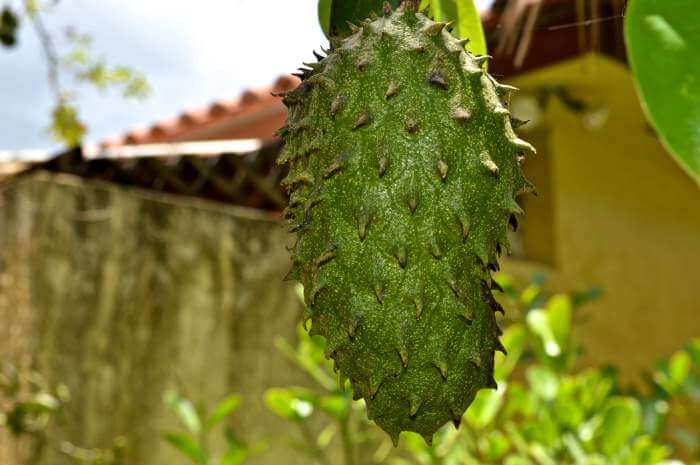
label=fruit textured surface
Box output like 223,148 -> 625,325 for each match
277,3 -> 535,444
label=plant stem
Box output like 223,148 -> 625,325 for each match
298,421 -> 332,465
339,415 -> 354,465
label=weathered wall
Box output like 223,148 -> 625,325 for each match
0,173 -> 306,465
503,54 -> 700,384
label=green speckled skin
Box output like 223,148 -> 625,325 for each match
277,4 -> 534,445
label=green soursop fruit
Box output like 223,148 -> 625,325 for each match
277,3 -> 534,445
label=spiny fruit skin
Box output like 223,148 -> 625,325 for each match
277,4 -> 534,445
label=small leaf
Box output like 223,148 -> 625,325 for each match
495,324 -> 526,381
526,309 -> 560,358
595,397 -> 642,455
668,350 -> 691,387
625,0 -> 700,181
318,393 -> 350,419
427,0 -> 487,57
264,388 -> 316,421
318,0 -> 332,38
545,294 -> 572,353
478,430 -> 510,461
0,7 -> 19,48
163,432 -> 207,465
206,394 -> 241,430
466,386 -> 504,428
526,366 -> 559,400
50,101 -> 86,147
163,390 -> 202,434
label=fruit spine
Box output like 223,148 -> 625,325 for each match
276,2 -> 535,444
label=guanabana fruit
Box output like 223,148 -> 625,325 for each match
277,2 -> 534,444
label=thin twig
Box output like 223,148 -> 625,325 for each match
298,421 -> 332,465
547,14 -> 625,31
26,2 -> 61,99
514,0 -> 542,68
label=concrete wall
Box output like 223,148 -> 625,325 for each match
0,173 -> 305,465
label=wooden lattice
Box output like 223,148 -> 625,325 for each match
33,141 -> 288,211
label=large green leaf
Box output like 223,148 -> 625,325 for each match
318,0 -> 332,38
327,0 -> 402,38
625,0 -> 700,182
318,0 -> 487,57
420,0 -> 487,56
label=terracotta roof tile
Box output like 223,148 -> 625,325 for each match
103,75 -> 299,147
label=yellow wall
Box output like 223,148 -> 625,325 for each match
502,54 -> 700,384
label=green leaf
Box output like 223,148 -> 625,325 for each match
545,294 -> 572,353
526,309 -> 560,358
668,350 -> 692,387
478,430 -> 511,461
495,324 -> 526,381
264,388 -> 316,421
465,387 -> 504,428
625,0 -> 700,181
0,7 -> 19,48
163,390 -> 202,434
424,0 -> 487,57
50,101 -> 86,147
596,397 -> 641,455
318,393 -> 350,419
205,394 -> 241,430
526,366 -> 559,400
163,432 -> 207,465
318,0 -> 332,38
328,0 -> 402,38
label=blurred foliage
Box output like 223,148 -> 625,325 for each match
162,390 -> 266,465
62,29 -> 150,99
0,6 -> 19,47
0,361 -> 126,465
418,0 -> 486,57
640,339 -> 700,461
625,0 -> 700,181
0,361 -> 68,439
2,0 -> 150,147
266,277 -> 698,465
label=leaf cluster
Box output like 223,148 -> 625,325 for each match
265,278 -> 698,465
162,390 -> 266,465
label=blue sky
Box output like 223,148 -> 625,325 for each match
0,0 -> 494,150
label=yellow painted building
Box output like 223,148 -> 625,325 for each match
501,53 -> 700,383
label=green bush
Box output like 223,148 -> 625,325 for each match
265,277 -> 698,465
162,390 -> 266,465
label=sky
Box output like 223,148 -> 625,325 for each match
0,0 -> 494,150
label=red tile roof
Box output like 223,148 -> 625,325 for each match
101,75 -> 299,147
